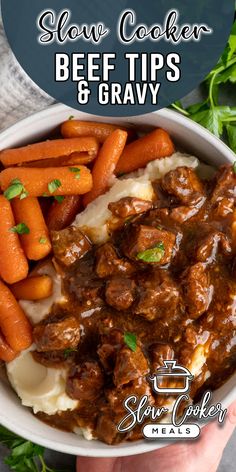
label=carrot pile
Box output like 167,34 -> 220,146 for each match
0,118 -> 175,361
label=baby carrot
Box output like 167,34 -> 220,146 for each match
0,166 -> 93,197
12,197 -> 51,260
11,275 -> 53,301
0,331 -> 18,362
23,152 -> 95,168
47,195 -> 81,231
0,137 -> 99,167
83,129 -> 128,206
0,196 -> 28,284
0,279 -> 32,351
115,128 -> 175,175
61,120 -> 136,143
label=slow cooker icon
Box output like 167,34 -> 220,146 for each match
148,360 -> 194,394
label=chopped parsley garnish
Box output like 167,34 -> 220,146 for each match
68,115 -> 75,120
69,167 -> 81,179
136,242 -> 165,263
54,195 -> 65,203
124,332 -> 137,352
48,179 -> 62,194
4,179 -> 28,201
233,161 -> 236,174
64,348 -> 77,358
39,237 -> 47,244
10,223 -> 30,235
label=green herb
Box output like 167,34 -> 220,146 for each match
136,242 -> 165,263
4,179 -> 28,201
10,223 -> 30,235
68,115 -> 74,120
48,179 -> 62,194
64,348 -> 77,358
39,237 -> 47,244
0,425 -> 69,472
54,195 -> 65,203
69,167 -> 81,179
42,192 -> 49,197
170,17 -> 236,149
124,332 -> 137,352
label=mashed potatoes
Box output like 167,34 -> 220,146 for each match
7,152 -> 211,429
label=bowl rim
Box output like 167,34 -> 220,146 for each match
0,103 -> 235,458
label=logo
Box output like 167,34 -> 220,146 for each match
117,360 -> 227,440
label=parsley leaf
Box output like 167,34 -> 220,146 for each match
69,167 -> 81,179
124,332 -> 137,352
0,425 -> 69,472
54,195 -> 65,203
39,237 -> 47,244
136,242 -> 165,263
4,179 -> 28,201
48,179 -> 62,194
68,115 -> 74,120
227,125 -> 236,154
64,348 -> 77,358
10,223 -> 30,235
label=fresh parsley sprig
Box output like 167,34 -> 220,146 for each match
0,425 -> 70,472
171,17 -> 236,152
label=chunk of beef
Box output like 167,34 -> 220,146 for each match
150,343 -> 174,371
182,263 -> 212,319
113,346 -> 149,387
95,243 -> 134,278
170,205 -> 200,223
214,198 -> 234,218
95,409 -> 128,444
105,277 -> 136,311
51,226 -> 91,266
97,328 -> 124,373
32,350 -> 74,368
108,197 -> 152,218
122,224 -> 176,265
162,167 -> 205,206
134,271 -> 179,321
211,166 -> 236,204
33,315 -> 80,352
66,361 -> 104,401
106,377 -> 154,411
196,231 -> 231,263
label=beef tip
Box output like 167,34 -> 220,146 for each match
106,377 -> 155,411
66,361 -> 104,401
97,329 -> 124,373
113,346 -> 149,387
108,197 -> 152,218
32,350 -> 74,368
95,243 -> 134,278
134,271 -> 179,321
196,231 -> 231,263
105,277 -> 136,311
95,410 -> 125,445
170,205 -> 200,223
162,167 -> 205,206
182,263 -> 213,319
122,224 -> 176,265
150,343 -> 174,371
211,166 -> 236,204
214,198 -> 234,218
33,315 -> 80,352
51,226 -> 91,266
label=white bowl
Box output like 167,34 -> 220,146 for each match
0,104 -> 235,458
